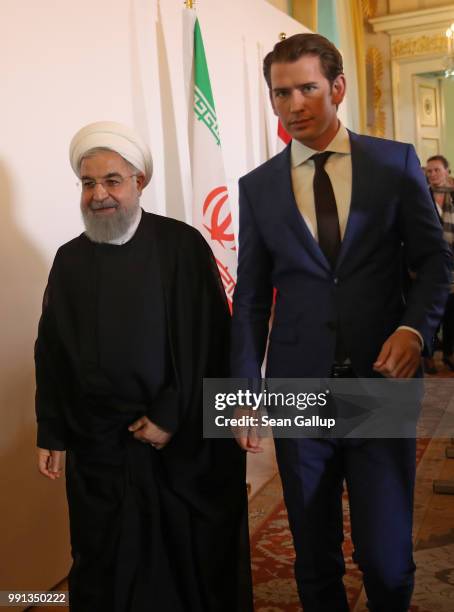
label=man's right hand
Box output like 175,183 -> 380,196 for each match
232,408 -> 264,454
128,416 -> 173,450
37,448 -> 64,480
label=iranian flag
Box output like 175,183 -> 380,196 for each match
186,11 -> 237,311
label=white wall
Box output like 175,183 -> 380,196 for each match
0,0 -> 314,594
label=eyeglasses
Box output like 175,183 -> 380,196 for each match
77,174 -> 137,192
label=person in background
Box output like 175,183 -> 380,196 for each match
426,155 -> 454,370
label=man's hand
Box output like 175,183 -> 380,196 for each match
231,408 -> 264,454
37,448 -> 64,480
128,416 -> 172,450
373,329 -> 422,378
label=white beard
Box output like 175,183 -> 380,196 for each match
81,201 -> 140,243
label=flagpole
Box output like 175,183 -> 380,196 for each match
183,0 -> 197,224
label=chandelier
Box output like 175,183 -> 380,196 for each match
445,23 -> 454,78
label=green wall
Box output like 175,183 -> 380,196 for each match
442,78 -> 454,172
317,0 -> 339,46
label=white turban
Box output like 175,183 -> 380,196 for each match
69,121 -> 153,187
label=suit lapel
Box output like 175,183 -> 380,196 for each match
335,131 -> 370,271
271,144 -> 331,271
269,133 -> 372,272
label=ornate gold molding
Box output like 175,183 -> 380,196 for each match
391,34 -> 448,59
366,47 -> 386,138
361,0 -> 378,20
292,0 -> 317,32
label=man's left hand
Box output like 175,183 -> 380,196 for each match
373,329 -> 422,378
128,416 -> 172,450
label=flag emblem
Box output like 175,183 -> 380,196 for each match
203,186 -> 236,249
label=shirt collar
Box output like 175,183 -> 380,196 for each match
290,122 -> 351,168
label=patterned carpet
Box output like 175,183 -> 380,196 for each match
248,377 -> 454,611
28,369 -> 454,612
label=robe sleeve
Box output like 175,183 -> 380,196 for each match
35,264 -> 68,450
146,386 -> 180,434
147,221 -> 230,434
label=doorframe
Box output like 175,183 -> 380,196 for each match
413,73 -> 445,162
370,5 -> 454,150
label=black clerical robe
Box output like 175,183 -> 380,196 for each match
35,211 -> 252,612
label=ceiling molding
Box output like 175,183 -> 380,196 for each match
370,5 -> 454,35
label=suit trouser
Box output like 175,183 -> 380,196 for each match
442,292 -> 454,357
274,437 -> 416,612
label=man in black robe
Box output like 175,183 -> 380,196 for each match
35,121 -> 252,612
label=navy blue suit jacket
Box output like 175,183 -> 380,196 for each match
231,131 -> 451,378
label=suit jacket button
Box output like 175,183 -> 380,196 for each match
333,277 -> 339,284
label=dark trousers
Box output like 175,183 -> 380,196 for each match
442,293 -> 454,357
274,437 -> 416,612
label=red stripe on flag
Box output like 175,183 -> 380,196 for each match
277,120 -> 291,145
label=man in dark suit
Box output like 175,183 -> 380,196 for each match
231,34 -> 450,611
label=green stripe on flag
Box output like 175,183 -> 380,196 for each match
194,19 -> 220,146
194,19 -> 214,108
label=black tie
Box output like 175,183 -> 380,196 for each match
311,152 -> 347,363
311,152 -> 341,268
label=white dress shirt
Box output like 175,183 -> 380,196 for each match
291,122 -> 351,241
